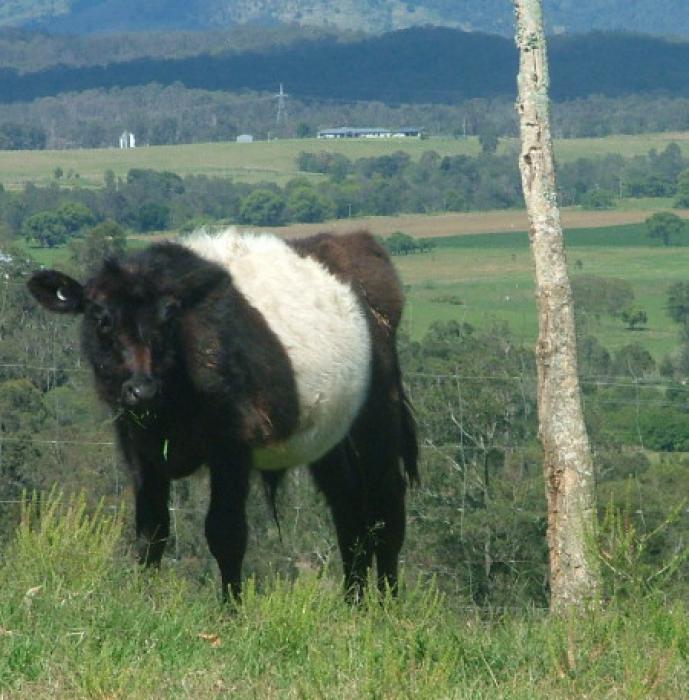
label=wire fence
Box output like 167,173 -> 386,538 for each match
3,274 -> 689,604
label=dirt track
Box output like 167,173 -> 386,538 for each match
257,208 -> 689,239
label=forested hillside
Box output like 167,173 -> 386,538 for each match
3,0 -> 689,37
2,29 -> 688,106
0,27 -> 689,103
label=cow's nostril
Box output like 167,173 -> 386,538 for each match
122,378 -> 156,406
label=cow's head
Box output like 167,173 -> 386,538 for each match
27,248 -> 225,410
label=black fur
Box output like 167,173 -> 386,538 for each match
27,232 -> 418,601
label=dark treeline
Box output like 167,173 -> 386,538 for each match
11,86 -> 689,150
2,28 -> 689,107
4,88 -> 689,150
2,142 -> 689,243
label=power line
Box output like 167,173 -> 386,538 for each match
274,82 -> 289,126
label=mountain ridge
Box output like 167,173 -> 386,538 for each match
2,27 -> 689,106
2,0 -> 689,38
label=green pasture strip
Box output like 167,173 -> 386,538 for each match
2,131 -> 689,188
430,223 -> 657,250
613,196 -> 675,211
0,138 -> 478,188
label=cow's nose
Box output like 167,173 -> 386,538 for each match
122,377 -> 157,406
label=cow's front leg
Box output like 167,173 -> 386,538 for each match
134,465 -> 171,567
206,457 -> 250,602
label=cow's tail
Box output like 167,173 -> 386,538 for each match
260,470 -> 287,542
399,384 -> 420,486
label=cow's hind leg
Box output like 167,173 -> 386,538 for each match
309,443 -> 373,601
205,455 -> 250,602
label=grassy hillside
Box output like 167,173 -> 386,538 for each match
1,492 -> 688,698
3,132 -> 689,189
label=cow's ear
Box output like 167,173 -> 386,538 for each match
174,266 -> 227,309
27,270 -> 85,314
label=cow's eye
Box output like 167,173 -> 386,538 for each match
158,298 -> 180,324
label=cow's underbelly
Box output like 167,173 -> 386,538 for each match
252,417 -> 355,471
183,229 -> 372,470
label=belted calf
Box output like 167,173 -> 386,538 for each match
28,229 -> 418,600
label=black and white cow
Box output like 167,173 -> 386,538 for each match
27,228 -> 418,600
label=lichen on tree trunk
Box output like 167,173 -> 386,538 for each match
513,0 -> 599,612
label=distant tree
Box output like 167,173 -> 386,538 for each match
0,378 -> 48,496
69,220 -> 127,274
613,343 -> 656,377
55,202 -> 95,233
580,188 -> 616,209
577,335 -> 612,379
127,169 -> 184,196
295,122 -> 313,138
149,117 -> 179,145
136,202 -> 170,232
0,122 -> 47,150
675,169 -> 689,207
22,211 -> 68,248
417,238 -> 437,253
238,189 -> 286,226
645,211 -> 687,246
327,155 -> 351,182
357,152 -> 411,179
666,281 -> 689,328
638,408 -> 689,452
478,124 -> 499,155
383,231 -> 418,256
620,307 -> 648,330
286,187 -> 335,223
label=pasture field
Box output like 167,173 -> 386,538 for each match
397,224 -> 687,358
2,131 -> 689,189
1,493 -> 687,699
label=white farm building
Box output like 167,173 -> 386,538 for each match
119,130 -> 136,149
317,127 -> 423,139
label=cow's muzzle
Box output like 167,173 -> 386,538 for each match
121,376 -> 158,406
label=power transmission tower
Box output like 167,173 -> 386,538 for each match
275,83 -> 289,126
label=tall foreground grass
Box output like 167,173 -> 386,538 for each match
0,493 -> 688,698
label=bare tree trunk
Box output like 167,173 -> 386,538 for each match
513,0 -> 599,612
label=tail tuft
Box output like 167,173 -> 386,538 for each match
260,470 -> 287,542
400,388 -> 420,486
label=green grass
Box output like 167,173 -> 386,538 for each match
429,223 -> 657,249
397,224 -> 688,358
1,492 -> 688,698
2,131 -> 689,188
